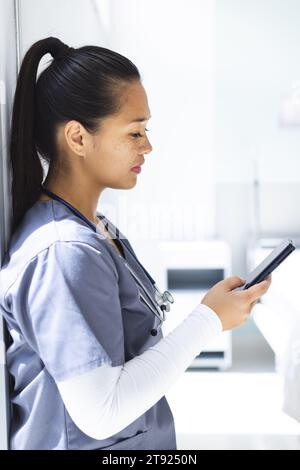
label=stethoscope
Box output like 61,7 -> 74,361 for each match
39,184 -> 174,336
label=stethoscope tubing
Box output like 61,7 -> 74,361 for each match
123,260 -> 166,321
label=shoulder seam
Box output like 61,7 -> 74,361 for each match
2,240 -> 115,305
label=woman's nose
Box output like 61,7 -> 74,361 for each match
144,138 -> 153,154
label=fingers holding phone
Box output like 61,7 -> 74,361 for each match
201,274 -> 272,331
240,274 -> 272,313
200,238 -> 294,332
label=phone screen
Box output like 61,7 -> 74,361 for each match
243,239 -> 295,290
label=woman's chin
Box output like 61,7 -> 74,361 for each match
124,174 -> 139,189
126,180 -> 138,189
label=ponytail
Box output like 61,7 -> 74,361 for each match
10,36 -> 140,234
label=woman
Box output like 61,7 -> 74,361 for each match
0,37 -> 271,450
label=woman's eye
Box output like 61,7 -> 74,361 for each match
131,128 -> 150,139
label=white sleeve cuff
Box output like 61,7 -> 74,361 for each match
192,302 -> 223,334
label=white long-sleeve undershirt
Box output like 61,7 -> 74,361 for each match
56,303 -> 222,440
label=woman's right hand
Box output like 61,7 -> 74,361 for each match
201,275 -> 272,331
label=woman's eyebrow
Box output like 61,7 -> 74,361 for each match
129,116 -> 151,123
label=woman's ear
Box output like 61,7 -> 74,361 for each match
63,121 -> 84,155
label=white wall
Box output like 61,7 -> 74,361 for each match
0,0 -> 19,451
217,0 -> 300,185
216,0 -> 300,277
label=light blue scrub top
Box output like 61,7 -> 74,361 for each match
0,199 -> 177,450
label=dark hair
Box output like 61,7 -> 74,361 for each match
10,36 -> 141,234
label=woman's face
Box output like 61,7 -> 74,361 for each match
84,80 -> 153,190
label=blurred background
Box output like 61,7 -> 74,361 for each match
1,0 -> 300,450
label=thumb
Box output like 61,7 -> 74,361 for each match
223,275 -> 246,291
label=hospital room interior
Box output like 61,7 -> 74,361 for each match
1,0 -> 300,451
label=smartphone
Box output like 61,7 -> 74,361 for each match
243,239 -> 295,290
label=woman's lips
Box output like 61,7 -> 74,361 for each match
131,166 -> 142,174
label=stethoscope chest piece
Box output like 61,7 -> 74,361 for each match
123,261 -> 174,336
